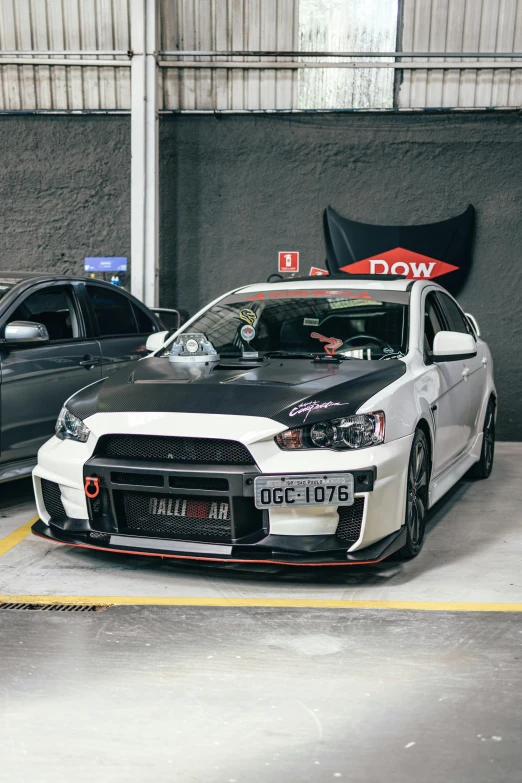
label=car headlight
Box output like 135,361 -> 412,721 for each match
55,406 -> 91,443
275,412 -> 385,451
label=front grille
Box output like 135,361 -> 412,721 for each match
336,497 -> 365,543
41,479 -> 66,520
111,472 -> 164,487
168,476 -> 229,491
97,435 -> 255,466
118,490 -> 232,542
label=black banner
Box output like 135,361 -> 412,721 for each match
323,204 -> 475,294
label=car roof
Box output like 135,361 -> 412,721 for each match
235,276 -> 431,294
0,272 -> 118,286
0,273 -> 162,324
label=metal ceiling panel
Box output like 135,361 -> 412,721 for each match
0,0 -> 131,110
298,0 -> 399,109
398,0 -> 522,107
159,0 -> 298,110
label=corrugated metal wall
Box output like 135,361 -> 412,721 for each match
398,0 -> 522,108
298,0 -> 398,109
0,0 -> 131,111
159,0 -> 298,111
1,0 -> 522,111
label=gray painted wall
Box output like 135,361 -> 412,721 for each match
0,116 -> 130,273
0,113 -> 520,439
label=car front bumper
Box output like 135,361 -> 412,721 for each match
32,412 -> 414,564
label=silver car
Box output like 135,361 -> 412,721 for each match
0,273 -> 174,483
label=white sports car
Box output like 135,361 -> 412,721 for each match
32,275 -> 496,566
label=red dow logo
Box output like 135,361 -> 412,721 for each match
340,247 -> 459,280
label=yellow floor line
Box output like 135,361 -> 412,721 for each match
1,594 -> 522,611
0,517 -> 38,557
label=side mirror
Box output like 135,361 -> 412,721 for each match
465,312 -> 480,337
433,331 -> 476,361
4,321 -> 49,347
146,330 -> 169,353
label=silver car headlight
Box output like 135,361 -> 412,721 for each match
275,412 -> 385,451
55,406 -> 91,443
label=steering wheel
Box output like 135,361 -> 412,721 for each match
342,335 -> 394,353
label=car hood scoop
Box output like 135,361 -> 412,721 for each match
128,360 -> 335,387
68,356 -> 406,429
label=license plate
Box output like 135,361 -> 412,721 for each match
254,474 -> 354,509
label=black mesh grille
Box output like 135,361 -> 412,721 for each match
336,498 -> 365,543
119,491 -> 232,542
90,496 -> 102,517
111,472 -> 164,487
168,476 -> 229,491
41,479 -> 67,520
97,435 -> 255,466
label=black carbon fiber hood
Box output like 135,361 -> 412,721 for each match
67,356 -> 406,428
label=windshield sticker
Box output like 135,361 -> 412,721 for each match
310,332 -> 343,355
379,351 -> 405,361
240,324 -> 256,342
289,400 -> 348,421
238,308 -> 257,326
329,298 -> 383,310
303,317 -> 320,326
246,290 -> 373,301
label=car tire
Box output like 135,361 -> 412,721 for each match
470,398 -> 495,480
397,429 -> 430,560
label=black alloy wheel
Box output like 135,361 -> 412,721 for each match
471,398 -> 495,480
398,429 -> 430,559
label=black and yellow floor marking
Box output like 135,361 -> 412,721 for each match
0,594 -> 522,611
2,518 -> 522,612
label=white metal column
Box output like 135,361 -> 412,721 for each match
130,0 -> 158,307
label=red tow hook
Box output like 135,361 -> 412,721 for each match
84,476 -> 100,499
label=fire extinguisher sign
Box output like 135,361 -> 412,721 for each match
278,251 -> 299,273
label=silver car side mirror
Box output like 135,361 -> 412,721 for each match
4,321 -> 50,346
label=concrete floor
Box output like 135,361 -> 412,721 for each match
1,443 -> 522,782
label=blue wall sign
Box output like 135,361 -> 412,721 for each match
84,257 -> 127,272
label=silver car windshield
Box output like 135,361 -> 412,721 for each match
186,288 -> 409,361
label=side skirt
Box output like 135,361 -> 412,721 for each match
429,432 -> 483,508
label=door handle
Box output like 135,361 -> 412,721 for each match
462,367 -> 470,378
79,355 -> 102,368
482,357 -> 488,366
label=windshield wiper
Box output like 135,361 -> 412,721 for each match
263,351 -> 350,361
263,351 -> 314,359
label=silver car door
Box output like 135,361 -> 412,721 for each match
0,282 -> 102,464
423,291 -> 470,477
436,292 -> 485,445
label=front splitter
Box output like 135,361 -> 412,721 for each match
31,519 -> 406,567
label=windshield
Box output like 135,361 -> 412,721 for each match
185,288 -> 409,360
